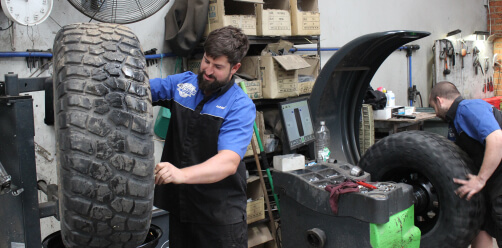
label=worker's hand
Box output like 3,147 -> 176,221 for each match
154,162 -> 186,185
453,174 -> 486,201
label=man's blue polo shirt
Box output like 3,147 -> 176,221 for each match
452,99 -> 500,144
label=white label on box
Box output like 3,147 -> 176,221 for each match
229,16 -> 255,29
266,10 -> 291,31
301,12 -> 320,30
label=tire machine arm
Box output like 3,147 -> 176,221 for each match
0,73 -> 59,248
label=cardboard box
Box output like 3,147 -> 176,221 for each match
246,176 -> 265,224
235,76 -> 263,100
289,0 -> 320,35
256,0 -> 292,36
244,111 -> 264,157
297,55 -> 319,95
206,0 -> 262,36
248,223 -> 273,247
238,41 -> 310,99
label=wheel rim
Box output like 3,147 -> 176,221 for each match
383,169 -> 439,235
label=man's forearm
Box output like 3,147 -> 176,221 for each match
478,130 -> 502,184
181,150 -> 241,184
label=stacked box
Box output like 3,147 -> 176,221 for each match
236,77 -> 263,100
297,55 -> 320,95
289,0 -> 321,35
238,41 -> 310,99
244,111 -> 264,157
205,0 -> 261,36
246,176 -> 265,224
256,0 -> 292,36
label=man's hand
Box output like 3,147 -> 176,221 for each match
154,162 -> 186,185
453,174 -> 486,200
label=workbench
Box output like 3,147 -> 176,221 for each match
374,112 -> 437,135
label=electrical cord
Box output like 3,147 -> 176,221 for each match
417,92 -> 424,107
0,21 -> 13,31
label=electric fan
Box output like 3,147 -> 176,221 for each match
68,0 -> 170,24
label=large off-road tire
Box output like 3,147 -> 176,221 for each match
358,131 -> 484,248
53,23 -> 154,248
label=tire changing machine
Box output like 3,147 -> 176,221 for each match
275,161 -> 421,248
0,74 -> 163,248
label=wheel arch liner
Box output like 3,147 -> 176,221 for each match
309,30 -> 431,164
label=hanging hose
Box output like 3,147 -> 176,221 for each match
239,81 -> 281,214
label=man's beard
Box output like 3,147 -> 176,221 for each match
197,70 -> 231,93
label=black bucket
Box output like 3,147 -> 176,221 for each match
42,224 -> 163,248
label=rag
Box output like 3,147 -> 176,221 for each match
324,180 -> 360,214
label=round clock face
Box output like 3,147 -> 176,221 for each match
1,0 -> 53,26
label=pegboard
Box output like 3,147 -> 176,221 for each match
433,39 -> 495,99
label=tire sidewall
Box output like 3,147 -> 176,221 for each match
359,131 -> 484,247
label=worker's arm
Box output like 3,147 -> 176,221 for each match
154,149 -> 241,185
454,129 -> 502,200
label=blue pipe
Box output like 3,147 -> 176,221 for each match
145,53 -> 176,59
0,52 -> 53,58
1,47 -> 414,58
291,47 -> 339,52
0,48 -> 341,58
0,51 -> 177,59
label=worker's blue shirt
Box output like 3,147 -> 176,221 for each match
450,99 -> 500,144
150,71 -> 256,159
150,71 -> 256,224
446,96 -> 502,195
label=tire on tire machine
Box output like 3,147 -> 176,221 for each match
358,130 -> 485,248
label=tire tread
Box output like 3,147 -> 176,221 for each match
54,23 -> 154,248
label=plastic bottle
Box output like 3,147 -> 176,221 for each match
315,121 -> 331,162
383,89 -> 389,106
387,90 -> 395,107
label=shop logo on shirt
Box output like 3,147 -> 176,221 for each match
216,105 -> 226,110
177,83 -> 197,98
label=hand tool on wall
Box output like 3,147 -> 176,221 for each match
444,53 -> 450,75
485,58 -> 489,74
144,48 -> 158,67
483,78 -> 487,93
446,41 -> 455,68
25,49 -> 52,72
473,47 -> 484,75
459,40 -> 467,69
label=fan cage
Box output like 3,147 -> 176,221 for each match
68,0 -> 170,24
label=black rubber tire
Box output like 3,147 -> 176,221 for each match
53,23 -> 154,248
358,131 -> 484,248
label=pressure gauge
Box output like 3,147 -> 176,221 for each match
1,0 -> 53,26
